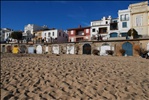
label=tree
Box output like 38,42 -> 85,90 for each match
127,28 -> 139,39
10,31 -> 22,43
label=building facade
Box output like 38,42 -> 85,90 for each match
41,29 -> 68,43
129,1 -> 149,37
67,25 -> 90,42
0,28 -> 14,43
118,8 -> 131,37
91,16 -> 121,40
24,24 -> 48,41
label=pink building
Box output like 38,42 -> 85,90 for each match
67,25 -> 91,42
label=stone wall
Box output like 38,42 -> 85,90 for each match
1,39 -> 149,56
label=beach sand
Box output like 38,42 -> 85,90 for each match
1,53 -> 149,100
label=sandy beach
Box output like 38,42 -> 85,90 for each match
1,54 -> 149,100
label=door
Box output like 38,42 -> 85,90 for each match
45,46 -> 48,53
36,45 -> 42,54
53,45 -> 59,54
28,46 -> 34,54
83,44 -> 91,54
100,44 -> 111,56
7,46 -> 12,53
67,45 -> 75,54
122,42 -> 133,56
20,45 -> 27,53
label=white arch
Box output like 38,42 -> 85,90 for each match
52,45 -> 59,54
36,45 -> 42,54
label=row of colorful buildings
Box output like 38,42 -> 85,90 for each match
0,1 -> 149,43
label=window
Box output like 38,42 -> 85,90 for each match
71,31 -> 73,35
86,29 -> 89,33
59,32 -> 61,36
48,32 -> 51,37
136,16 -> 143,26
63,33 -> 64,37
122,22 -> 127,28
53,32 -> 54,36
121,14 -> 129,21
106,21 -> 108,24
92,29 -> 95,32
45,33 -> 46,36
125,14 -> 129,20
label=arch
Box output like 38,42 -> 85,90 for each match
36,45 -> 42,54
122,42 -> 133,56
110,32 -> 118,37
28,45 -> 34,54
12,45 -> 19,54
20,45 -> 27,53
45,46 -> 49,53
67,45 -> 75,54
52,45 -> 59,54
100,43 -> 110,56
83,43 -> 91,54
6,45 -> 12,53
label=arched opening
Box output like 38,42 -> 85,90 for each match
67,45 -> 75,54
83,43 -> 91,54
110,32 -> 118,37
12,45 -> 19,54
36,45 -> 42,54
7,45 -> 12,53
100,43 -> 110,56
52,45 -> 59,54
20,45 -> 27,53
122,42 -> 133,56
28,45 -> 34,54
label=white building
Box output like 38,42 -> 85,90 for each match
41,29 -> 68,43
0,28 -> 14,42
118,8 -> 131,37
91,16 -> 120,40
24,24 -> 48,41
91,16 -> 111,40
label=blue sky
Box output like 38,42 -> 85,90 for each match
1,1 -> 142,31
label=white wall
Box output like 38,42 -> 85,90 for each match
118,9 -> 131,33
90,16 -> 111,40
42,29 -> 68,43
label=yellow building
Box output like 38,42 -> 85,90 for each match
129,1 -> 149,37
33,30 -> 43,43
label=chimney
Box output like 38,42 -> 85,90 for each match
79,25 -> 81,28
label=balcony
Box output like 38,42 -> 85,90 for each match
76,31 -> 85,36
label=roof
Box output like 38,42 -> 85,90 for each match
67,26 -> 91,31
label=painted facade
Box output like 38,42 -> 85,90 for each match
24,24 -> 48,41
0,28 -> 14,43
90,16 -> 111,40
68,25 -> 91,42
129,1 -> 149,37
118,8 -> 131,37
41,29 -> 68,43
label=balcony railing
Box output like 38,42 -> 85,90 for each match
76,32 -> 85,36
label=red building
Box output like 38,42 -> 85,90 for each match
67,25 -> 91,42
